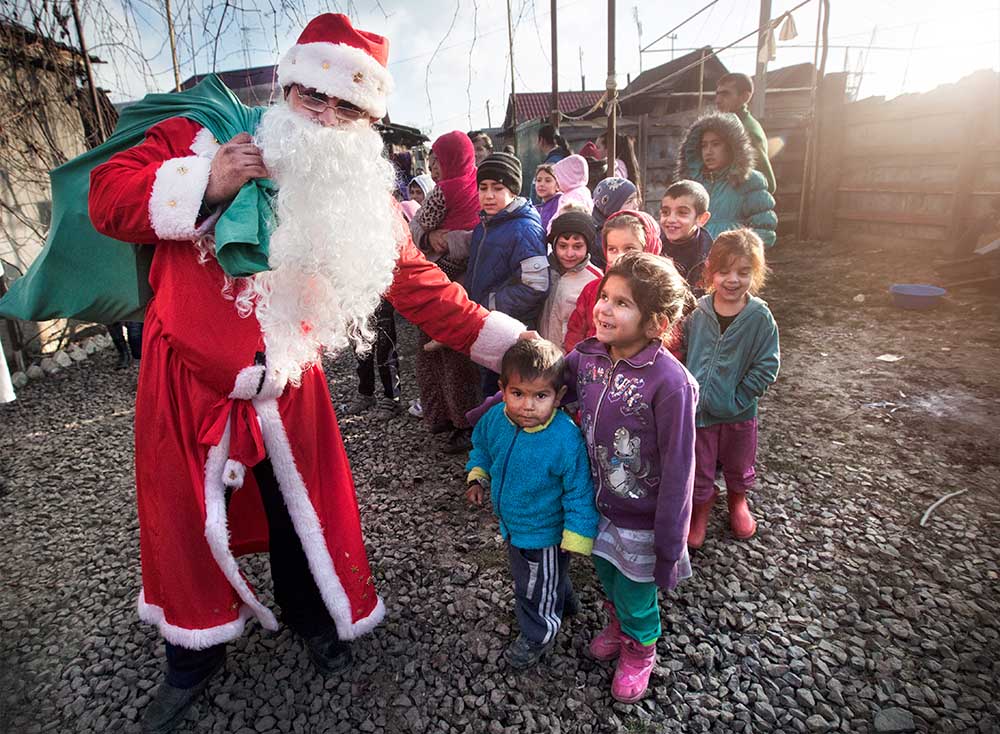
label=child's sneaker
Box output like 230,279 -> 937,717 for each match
505,635 -> 553,670
345,393 -> 375,415
611,636 -> 656,703
687,490 -> 717,549
588,602 -> 623,661
373,396 -> 401,420
727,491 -> 757,539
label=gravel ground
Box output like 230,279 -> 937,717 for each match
1,240 -> 998,734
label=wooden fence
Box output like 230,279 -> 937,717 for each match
808,70 -> 1000,248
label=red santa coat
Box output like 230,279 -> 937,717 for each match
89,117 -> 522,649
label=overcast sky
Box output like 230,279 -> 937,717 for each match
77,0 -> 1000,141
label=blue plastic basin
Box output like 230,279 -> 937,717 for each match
890,284 -> 947,310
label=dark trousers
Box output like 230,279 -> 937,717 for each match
355,299 -> 400,399
480,366 -> 500,399
507,544 -> 571,646
165,459 -> 338,688
109,321 -> 143,359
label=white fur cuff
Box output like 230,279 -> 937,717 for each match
230,364 -> 289,401
223,459 -> 246,489
230,365 -> 266,400
148,156 -> 212,241
469,310 -> 526,373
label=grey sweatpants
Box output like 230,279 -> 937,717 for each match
507,544 -> 571,645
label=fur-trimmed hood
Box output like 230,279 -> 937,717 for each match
676,112 -> 757,186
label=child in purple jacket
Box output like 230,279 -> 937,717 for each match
564,252 -> 697,703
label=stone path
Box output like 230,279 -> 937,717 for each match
1,241 -> 998,733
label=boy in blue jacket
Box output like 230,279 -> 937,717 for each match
467,152 -> 549,394
466,339 -> 599,670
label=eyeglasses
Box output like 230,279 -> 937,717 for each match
291,84 -> 368,122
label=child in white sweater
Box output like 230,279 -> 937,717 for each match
538,209 -> 602,348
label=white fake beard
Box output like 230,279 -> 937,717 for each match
237,103 -> 403,386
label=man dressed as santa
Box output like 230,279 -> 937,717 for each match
88,14 -> 525,733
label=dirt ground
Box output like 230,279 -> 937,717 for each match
763,237 -> 1000,519
1,235 -> 998,734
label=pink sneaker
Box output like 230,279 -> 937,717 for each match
588,602 -> 622,661
611,636 -> 657,703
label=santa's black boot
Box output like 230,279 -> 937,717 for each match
304,628 -> 353,675
142,648 -> 225,733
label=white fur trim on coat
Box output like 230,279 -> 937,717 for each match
202,423 -> 280,633
469,310 -> 526,373
148,155 -> 212,241
253,397 -> 386,640
138,588 -> 254,650
190,127 -> 221,158
277,42 -> 394,119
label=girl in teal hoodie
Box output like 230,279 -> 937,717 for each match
676,113 -> 777,248
683,229 -> 779,548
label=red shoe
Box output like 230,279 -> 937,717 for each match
588,601 -> 622,661
687,492 -> 717,549
727,491 -> 758,539
611,635 -> 656,703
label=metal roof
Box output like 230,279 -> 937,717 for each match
503,90 -> 605,130
181,65 -> 278,91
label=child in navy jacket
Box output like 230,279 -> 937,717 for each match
467,152 -> 549,394
466,339 -> 599,670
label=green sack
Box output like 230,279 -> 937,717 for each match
0,74 -> 274,325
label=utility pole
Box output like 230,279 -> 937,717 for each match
506,0 -> 518,154
633,6 -> 643,72
607,0 -> 617,166
900,24 -> 920,92
668,33 -> 678,59
550,0 -> 560,128
697,48 -> 706,112
188,1 -> 197,78
165,0 -> 182,91
855,26 -> 877,100
579,47 -> 585,90
752,0 -> 772,120
486,99 -> 492,128
69,0 -> 107,141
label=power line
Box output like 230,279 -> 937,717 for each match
642,0 -> 720,53
621,0 -> 816,103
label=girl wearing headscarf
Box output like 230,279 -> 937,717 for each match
408,174 -> 435,206
590,177 -> 640,269
551,154 -> 593,220
410,131 -> 481,245
563,209 -> 662,353
410,131 -> 484,452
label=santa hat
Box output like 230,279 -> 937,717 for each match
277,13 -> 394,119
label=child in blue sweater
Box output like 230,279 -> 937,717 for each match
683,229 -> 780,549
465,339 -> 599,670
